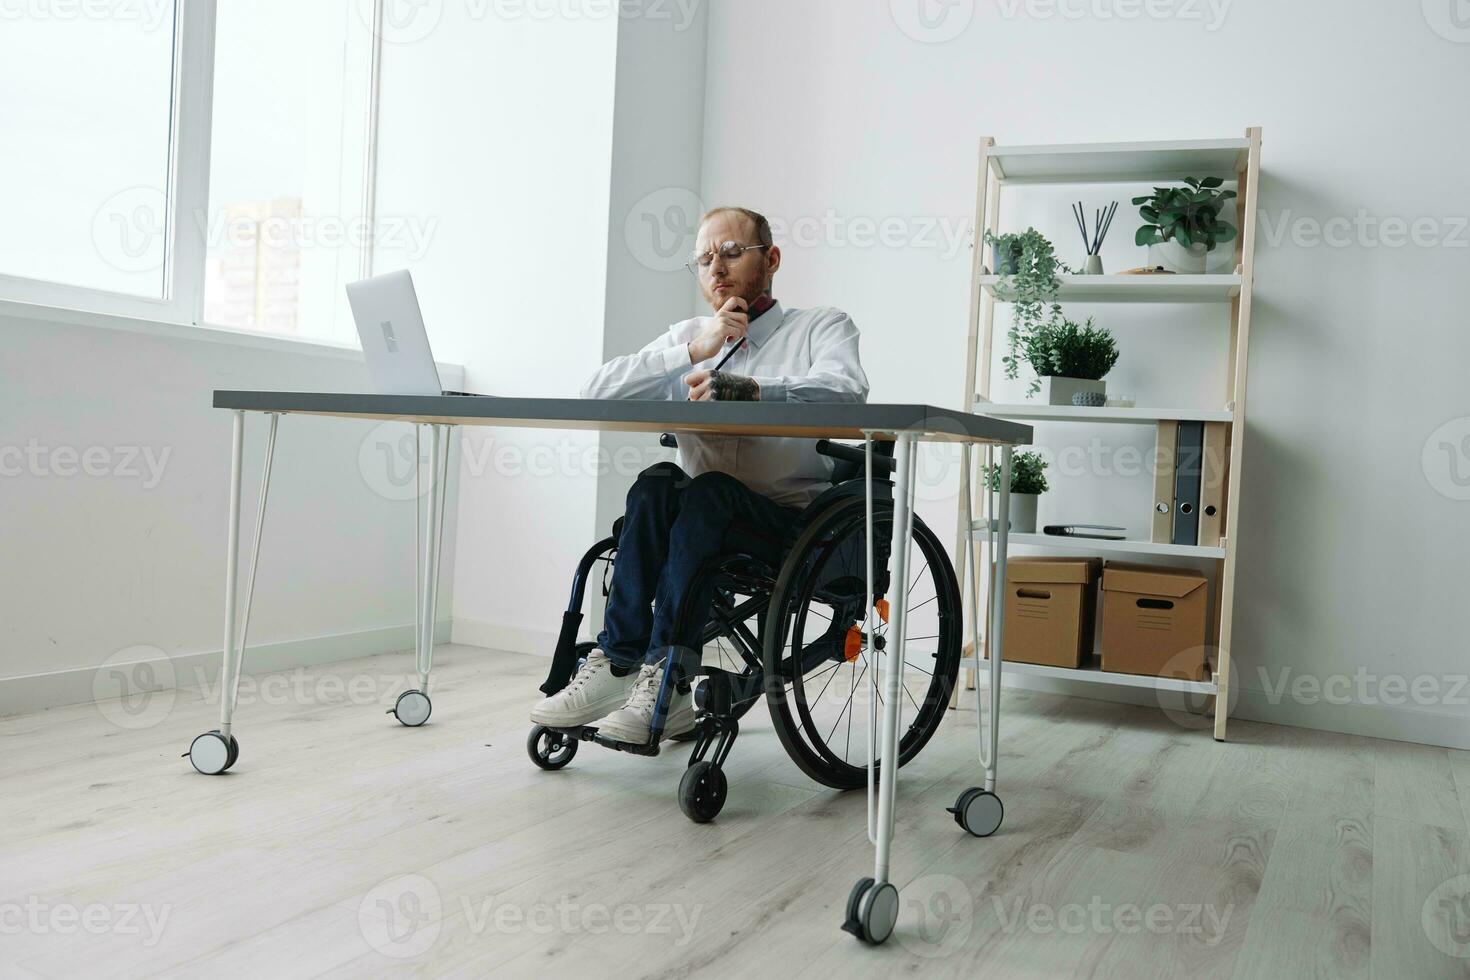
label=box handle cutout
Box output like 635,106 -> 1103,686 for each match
1137,597 -> 1175,610
1016,588 -> 1052,600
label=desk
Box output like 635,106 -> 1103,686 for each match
190,391 -> 1031,946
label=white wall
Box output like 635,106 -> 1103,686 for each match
0,303 -> 456,714
699,1 -> 1470,746
594,4 -> 711,597
373,5 -> 622,653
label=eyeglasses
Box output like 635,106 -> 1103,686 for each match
685,241 -> 770,276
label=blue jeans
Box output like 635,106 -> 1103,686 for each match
597,462 -> 802,669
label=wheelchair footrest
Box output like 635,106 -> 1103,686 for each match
544,724 -> 662,757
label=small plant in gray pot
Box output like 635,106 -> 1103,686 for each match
986,230 -> 1023,276
984,451 -> 1049,534
1133,177 -> 1237,274
1021,316 -> 1120,405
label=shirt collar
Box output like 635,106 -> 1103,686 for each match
745,300 -> 784,349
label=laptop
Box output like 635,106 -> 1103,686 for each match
346,269 -> 483,396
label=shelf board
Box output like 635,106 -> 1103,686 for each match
976,656 -> 1218,695
969,528 -> 1225,560
987,138 -> 1249,184
973,403 -> 1233,424
981,273 -> 1241,304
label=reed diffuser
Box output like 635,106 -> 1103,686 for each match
1072,200 -> 1118,274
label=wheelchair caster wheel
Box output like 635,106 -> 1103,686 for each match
527,725 -> 578,770
841,877 -> 898,944
389,690 -> 432,727
678,760 -> 727,823
185,729 -> 239,775
949,787 -> 1003,837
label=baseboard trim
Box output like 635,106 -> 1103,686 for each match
0,619 -> 452,718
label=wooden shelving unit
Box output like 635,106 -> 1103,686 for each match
954,130 -> 1263,741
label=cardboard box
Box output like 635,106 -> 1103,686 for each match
1100,562 -> 1209,679
1000,557 -> 1102,669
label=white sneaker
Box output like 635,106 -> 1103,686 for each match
530,649 -> 638,728
592,665 -> 697,743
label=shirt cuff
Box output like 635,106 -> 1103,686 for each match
660,343 -> 693,380
749,376 -> 785,402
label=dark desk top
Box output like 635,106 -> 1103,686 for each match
213,391 -> 1032,445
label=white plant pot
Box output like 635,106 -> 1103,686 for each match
1148,240 -> 1209,274
1146,211 -> 1237,273
1006,493 -> 1038,534
1037,376 -> 1106,406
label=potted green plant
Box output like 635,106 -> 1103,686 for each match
1020,316 -> 1120,404
1132,177 -> 1238,273
984,450 -> 1048,534
986,230 -> 1024,275
985,228 -> 1070,386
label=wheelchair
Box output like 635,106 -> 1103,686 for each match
527,435 -> 962,823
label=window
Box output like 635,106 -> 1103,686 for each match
0,5 -> 178,298
0,1 -> 385,346
201,1 -> 376,344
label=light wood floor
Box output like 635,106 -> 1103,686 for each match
5,643 -> 1470,978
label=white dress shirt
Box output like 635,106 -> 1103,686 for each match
581,302 -> 870,509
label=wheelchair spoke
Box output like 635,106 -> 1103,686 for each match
845,661 -> 856,760
908,557 -> 931,598
824,664 -> 864,747
809,658 -> 844,708
906,593 -> 939,615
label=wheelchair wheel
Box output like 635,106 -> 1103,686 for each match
763,495 -> 961,790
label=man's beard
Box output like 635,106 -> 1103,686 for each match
705,279 -> 769,311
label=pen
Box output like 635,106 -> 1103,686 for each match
711,335 -> 746,373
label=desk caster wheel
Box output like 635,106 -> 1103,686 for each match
186,729 -> 239,775
678,761 -> 727,823
389,690 -> 432,727
527,725 -> 578,770
841,877 -> 898,944
949,787 -> 1003,837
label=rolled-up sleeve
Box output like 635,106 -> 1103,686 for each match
581,331 -> 692,400
750,310 -> 869,403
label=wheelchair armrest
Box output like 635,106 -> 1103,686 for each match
816,439 -> 896,478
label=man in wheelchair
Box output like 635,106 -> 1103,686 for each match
530,206 -> 870,745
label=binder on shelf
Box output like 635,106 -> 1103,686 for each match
1172,421 -> 1205,546
1199,421 -> 1229,547
1151,422 -> 1177,544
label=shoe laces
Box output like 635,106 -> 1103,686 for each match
565,653 -> 609,694
624,665 -> 663,717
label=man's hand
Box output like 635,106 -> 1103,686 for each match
688,296 -> 748,363
686,369 -> 760,401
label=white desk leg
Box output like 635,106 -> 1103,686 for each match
187,411 -> 278,774
948,444 -> 1010,835
391,423 -> 450,727
843,432 -> 917,945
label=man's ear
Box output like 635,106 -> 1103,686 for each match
765,244 -> 781,279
